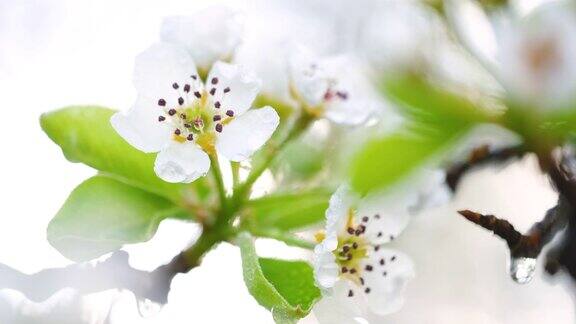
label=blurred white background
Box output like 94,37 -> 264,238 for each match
0,0 -> 574,323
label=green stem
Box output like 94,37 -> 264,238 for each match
235,113 -> 314,203
248,227 -> 315,250
210,154 -> 227,210
231,161 -> 240,190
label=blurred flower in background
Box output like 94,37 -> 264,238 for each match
2,0 -> 576,323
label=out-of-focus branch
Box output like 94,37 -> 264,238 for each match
536,150 -> 576,278
458,200 -> 569,259
0,231 -> 220,304
446,145 -> 525,191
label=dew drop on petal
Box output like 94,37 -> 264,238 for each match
136,298 -> 163,318
509,257 -> 537,284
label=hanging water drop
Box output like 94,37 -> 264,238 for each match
136,298 -> 163,318
509,257 -> 537,284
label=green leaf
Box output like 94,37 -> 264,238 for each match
541,109 -> 576,140
40,106 -> 204,203
48,176 -> 184,262
384,76 -> 496,128
273,140 -> 325,180
246,189 -> 331,230
350,77 -> 485,194
259,258 -> 321,313
237,232 -> 319,324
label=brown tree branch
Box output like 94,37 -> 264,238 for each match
446,145 -> 525,192
458,200 -> 569,259
0,231 -> 220,304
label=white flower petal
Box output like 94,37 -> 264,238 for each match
324,98 -> 376,126
325,185 -> 359,246
408,169 -> 452,214
154,142 -> 210,183
360,249 -> 415,316
356,190 -> 411,245
133,42 -> 201,108
161,6 -> 243,70
313,280 -> 365,324
207,61 -> 262,116
216,106 -> 279,162
289,46 -> 330,106
313,244 -> 340,290
494,3 -> 576,109
110,98 -> 172,153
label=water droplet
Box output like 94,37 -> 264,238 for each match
509,257 -> 537,284
136,298 -> 163,318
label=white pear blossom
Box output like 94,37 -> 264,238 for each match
160,6 -> 244,72
289,48 -> 380,125
494,2 -> 576,110
359,0 -> 442,72
312,185 -> 416,323
111,43 -> 280,183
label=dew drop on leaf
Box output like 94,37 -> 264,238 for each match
509,257 -> 537,284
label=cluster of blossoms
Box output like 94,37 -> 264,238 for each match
108,0 -> 576,322
108,3 -> 453,323
112,7 -> 279,183
312,171 -> 450,323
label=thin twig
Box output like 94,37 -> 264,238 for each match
458,201 -> 568,259
446,145 -> 525,191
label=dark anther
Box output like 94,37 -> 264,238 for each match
158,116 -> 166,122
172,83 -> 179,89
383,271 -> 387,276
348,290 -> 354,297
375,214 -> 381,219
174,129 -> 181,135
350,268 -> 357,274
365,288 -> 371,294
362,216 -> 369,223
215,124 -> 223,133
379,258 -> 385,266
352,242 -> 358,249
158,99 -> 166,106
223,87 -> 230,93
194,91 -> 202,99
213,115 -> 222,122
360,277 -> 365,285
391,256 -> 397,262
347,227 -> 355,235
191,75 -> 198,80
377,232 -> 383,238
184,84 -> 191,93
355,229 -> 362,236
180,113 -> 187,119
168,109 -> 176,116
365,265 -> 373,271
184,123 -> 191,128
336,91 -> 348,100
187,134 -> 194,141
389,235 -> 395,241
341,267 -> 348,273
209,88 -> 216,96
214,101 -> 221,108
226,110 -> 234,117
178,97 -> 184,105
342,245 -> 350,253
347,254 -> 353,261
211,77 -> 218,85
374,245 -> 380,252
